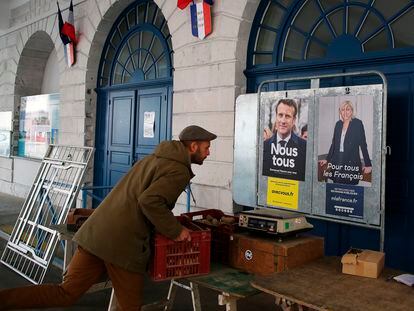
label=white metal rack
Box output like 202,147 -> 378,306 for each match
1,145 -> 93,284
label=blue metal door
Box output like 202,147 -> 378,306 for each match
106,87 -> 168,188
92,1 -> 173,201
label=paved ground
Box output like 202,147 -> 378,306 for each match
0,192 -> 278,310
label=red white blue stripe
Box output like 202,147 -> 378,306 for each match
190,2 -> 212,40
57,0 -> 76,67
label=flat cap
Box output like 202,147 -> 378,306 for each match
179,125 -> 217,141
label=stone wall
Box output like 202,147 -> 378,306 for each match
0,0 -> 261,214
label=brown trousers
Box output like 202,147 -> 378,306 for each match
0,247 -> 144,310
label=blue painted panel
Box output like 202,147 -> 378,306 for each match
135,87 -> 168,161
110,151 -> 131,165
109,169 -> 126,188
284,80 -> 310,90
327,35 -> 363,58
110,97 -> 133,146
136,153 -> 149,161
106,91 -> 135,187
382,74 -> 414,271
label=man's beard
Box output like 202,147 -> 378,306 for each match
191,151 -> 205,165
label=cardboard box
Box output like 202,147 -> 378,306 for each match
229,233 -> 324,275
341,248 -> 385,278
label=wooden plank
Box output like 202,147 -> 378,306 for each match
251,257 -> 414,311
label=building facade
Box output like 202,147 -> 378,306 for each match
0,0 -> 413,271
0,0 -> 254,214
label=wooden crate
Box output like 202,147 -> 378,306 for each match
229,233 -> 324,275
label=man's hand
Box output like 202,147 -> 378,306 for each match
362,166 -> 372,174
174,227 -> 191,242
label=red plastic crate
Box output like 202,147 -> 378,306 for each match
149,217 -> 211,281
182,209 -> 239,264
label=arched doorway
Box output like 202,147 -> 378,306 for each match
94,0 -> 173,194
246,0 -> 414,271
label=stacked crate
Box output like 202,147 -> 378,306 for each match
149,217 -> 211,281
182,209 -> 239,264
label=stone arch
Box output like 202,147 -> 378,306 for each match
84,0 -> 135,93
235,0 -> 261,93
84,0 -> 175,144
14,31 -> 56,99
81,0 -> 175,194
85,0 -> 176,96
13,30 -> 57,155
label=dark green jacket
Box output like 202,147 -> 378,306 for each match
73,140 -> 194,273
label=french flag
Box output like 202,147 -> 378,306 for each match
178,0 -> 214,10
190,2 -> 212,40
57,1 -> 76,67
62,0 -> 76,44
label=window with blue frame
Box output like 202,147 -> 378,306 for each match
18,94 -> 60,158
98,0 -> 173,87
250,0 -> 414,66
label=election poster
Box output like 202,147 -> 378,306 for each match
262,97 -> 308,181
317,95 -> 373,187
325,184 -> 364,219
267,177 -> 299,210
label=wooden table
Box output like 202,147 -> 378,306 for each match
251,257 -> 414,311
189,265 -> 260,310
163,264 -> 260,311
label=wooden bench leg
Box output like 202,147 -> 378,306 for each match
164,280 -> 178,310
190,282 -> 202,311
164,280 -> 202,311
107,289 -> 117,311
275,296 -> 293,311
275,296 -> 308,311
218,292 -> 238,311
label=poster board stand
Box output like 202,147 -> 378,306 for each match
234,71 -> 387,251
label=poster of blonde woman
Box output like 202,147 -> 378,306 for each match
317,95 -> 373,187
